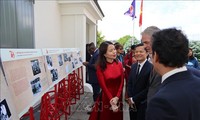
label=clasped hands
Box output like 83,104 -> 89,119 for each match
110,96 -> 119,112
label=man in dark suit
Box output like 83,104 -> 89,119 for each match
187,67 -> 200,77
141,26 -> 200,104
127,43 -> 153,120
146,28 -> 200,120
85,43 -> 92,83
83,42 -> 101,113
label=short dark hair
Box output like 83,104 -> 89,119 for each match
135,43 -> 144,48
89,42 -> 95,49
131,45 -> 136,50
152,28 -> 189,67
115,43 -> 123,50
135,43 -> 147,52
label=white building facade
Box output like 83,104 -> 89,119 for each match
0,0 -> 104,119
34,0 -> 104,91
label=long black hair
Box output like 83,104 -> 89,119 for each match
96,41 -> 118,71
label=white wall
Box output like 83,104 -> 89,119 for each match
34,0 -> 103,91
34,1 -> 62,48
1,1 -> 103,119
61,15 -> 86,55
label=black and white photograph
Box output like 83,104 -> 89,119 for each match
46,55 -> 53,69
50,69 -> 58,82
31,59 -> 41,76
68,56 -> 71,62
77,51 -> 80,55
58,54 -> 63,66
69,54 -> 73,62
0,99 -> 11,120
79,57 -> 82,63
74,58 -> 78,65
63,53 -> 68,62
30,77 -> 42,95
72,61 -> 75,69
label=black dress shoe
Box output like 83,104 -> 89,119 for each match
87,111 -> 92,114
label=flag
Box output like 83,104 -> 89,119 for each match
124,0 -> 136,19
139,0 -> 143,27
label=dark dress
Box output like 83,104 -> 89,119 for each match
89,61 -> 124,120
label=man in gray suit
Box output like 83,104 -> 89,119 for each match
141,26 -> 161,103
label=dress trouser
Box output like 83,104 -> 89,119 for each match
91,83 -> 101,101
129,102 -> 147,120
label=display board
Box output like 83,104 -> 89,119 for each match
63,48 -> 73,74
42,48 -> 68,87
1,49 -> 49,117
70,48 -> 83,69
0,48 -> 83,119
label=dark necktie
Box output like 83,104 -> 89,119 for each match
136,64 -> 141,78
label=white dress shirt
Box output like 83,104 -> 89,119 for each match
162,66 -> 187,83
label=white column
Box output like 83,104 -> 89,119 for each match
89,24 -> 97,45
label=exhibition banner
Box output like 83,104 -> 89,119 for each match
42,48 -> 67,87
0,48 -> 83,118
70,48 -> 83,69
1,49 -> 49,117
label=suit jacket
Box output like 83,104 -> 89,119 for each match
147,67 -> 199,103
146,71 -> 200,120
147,68 -> 162,103
87,49 -> 99,84
187,66 -> 200,78
127,60 -> 153,104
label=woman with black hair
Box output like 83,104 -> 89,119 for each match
89,41 -> 124,120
